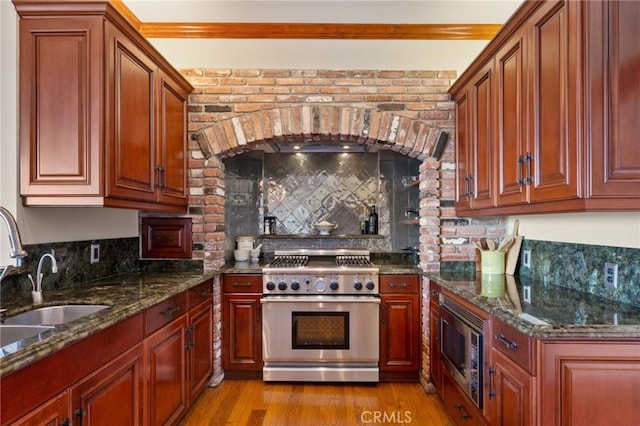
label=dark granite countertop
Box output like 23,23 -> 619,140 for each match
0,270 -> 217,377
427,272 -> 640,339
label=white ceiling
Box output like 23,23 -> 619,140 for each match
122,0 -> 523,25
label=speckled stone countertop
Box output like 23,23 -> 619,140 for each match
427,272 -> 640,339
0,270 -> 217,377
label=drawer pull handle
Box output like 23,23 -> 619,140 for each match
161,305 -> 180,317
198,289 -> 214,297
390,282 -> 408,288
233,282 -> 252,287
496,333 -> 518,350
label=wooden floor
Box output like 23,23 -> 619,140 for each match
180,380 -> 455,425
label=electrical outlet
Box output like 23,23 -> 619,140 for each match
523,285 -> 531,304
522,250 -> 531,268
51,247 -> 68,264
604,262 -> 618,289
90,243 -> 100,264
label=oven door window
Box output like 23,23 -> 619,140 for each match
441,316 -> 466,376
292,312 -> 349,350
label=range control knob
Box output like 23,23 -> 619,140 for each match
278,281 -> 287,291
365,281 -> 375,291
266,281 -> 276,291
291,281 -> 300,291
330,281 -> 339,291
353,281 -> 363,290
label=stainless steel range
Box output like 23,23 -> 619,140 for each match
261,249 -> 380,382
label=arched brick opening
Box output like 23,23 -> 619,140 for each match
190,106 -> 447,273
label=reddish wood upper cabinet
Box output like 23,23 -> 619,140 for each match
585,0 -> 640,206
379,274 -> 421,382
449,0 -> 640,215
141,217 -> 193,259
14,0 -> 192,212
454,63 -> 496,211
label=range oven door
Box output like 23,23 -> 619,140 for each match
260,295 -> 380,382
440,305 -> 483,408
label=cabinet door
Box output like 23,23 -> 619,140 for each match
157,72 -> 189,206
495,28 -> 528,207
18,18 -> 102,198
527,0 -> 580,203
146,315 -> 189,426
106,25 -> 157,203
470,62 -> 496,209
188,300 -> 213,402
8,392 -> 69,426
454,87 -> 472,211
540,341 -> 640,426
586,0 -> 640,202
70,344 -> 144,426
379,295 -> 420,380
223,294 -> 262,375
488,348 -> 534,426
429,304 -> 442,393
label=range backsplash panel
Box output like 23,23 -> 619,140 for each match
224,150 -> 420,256
518,239 -> 640,307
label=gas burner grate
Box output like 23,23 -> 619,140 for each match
335,255 -> 374,268
268,255 -> 309,268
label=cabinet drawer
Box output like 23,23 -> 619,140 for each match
188,279 -> 214,309
223,274 -> 262,293
442,371 -> 488,426
145,292 -> 187,336
492,317 -> 536,374
379,274 -> 420,294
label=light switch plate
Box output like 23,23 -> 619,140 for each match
522,250 -> 531,268
90,243 -> 100,264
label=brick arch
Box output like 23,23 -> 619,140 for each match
194,106 -> 446,159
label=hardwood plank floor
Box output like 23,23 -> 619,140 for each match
180,380 -> 455,425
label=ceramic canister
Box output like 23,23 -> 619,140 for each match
236,236 -> 254,251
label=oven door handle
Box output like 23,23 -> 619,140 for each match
261,296 -> 380,304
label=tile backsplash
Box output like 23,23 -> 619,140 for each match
224,149 -> 420,256
518,239 -> 640,307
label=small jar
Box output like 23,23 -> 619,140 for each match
236,236 -> 254,251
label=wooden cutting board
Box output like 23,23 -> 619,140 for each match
505,220 -> 523,276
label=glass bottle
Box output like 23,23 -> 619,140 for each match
369,205 -> 379,234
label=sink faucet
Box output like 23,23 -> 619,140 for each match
0,206 -> 28,282
28,253 -> 58,304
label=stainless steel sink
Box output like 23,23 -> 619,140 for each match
3,305 -> 110,326
0,325 -> 55,347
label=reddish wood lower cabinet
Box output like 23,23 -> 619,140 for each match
539,340 -> 640,426
487,348 -> 535,426
145,315 -> 189,426
442,371 -> 488,426
428,282 -> 442,394
222,274 -> 263,378
188,298 -> 214,402
379,275 -> 421,382
71,344 -> 145,426
8,392 -> 68,426
0,279 -> 213,426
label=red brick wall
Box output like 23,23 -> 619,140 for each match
178,68 -> 506,388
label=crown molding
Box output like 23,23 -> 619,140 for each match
109,1 -> 500,40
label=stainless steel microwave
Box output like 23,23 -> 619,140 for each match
440,296 -> 485,408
